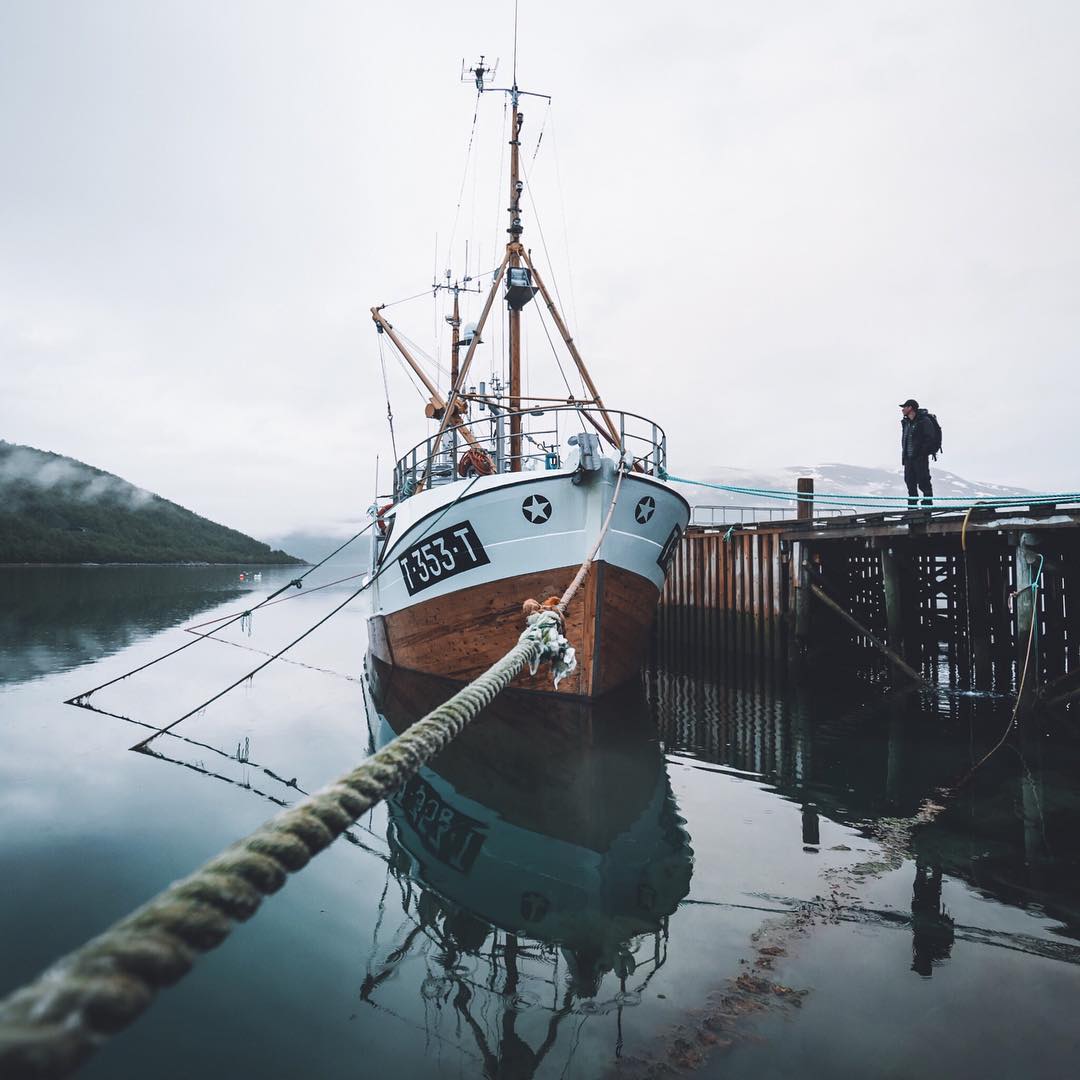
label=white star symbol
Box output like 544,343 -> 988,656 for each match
522,495 -> 552,523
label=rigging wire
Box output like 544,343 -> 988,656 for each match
529,98 -> 551,167
521,159 -> 571,325
65,521 -> 377,706
532,290 -> 585,404
377,332 -> 399,462
397,326 -> 449,385
492,96 -> 509,272
130,475 -> 484,750
547,111 -> 582,340
378,287 -> 436,311
391,346 -> 429,403
446,91 -> 483,270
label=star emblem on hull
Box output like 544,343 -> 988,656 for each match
635,496 -> 656,524
522,494 -> 552,524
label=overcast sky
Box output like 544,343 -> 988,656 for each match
2,1 -> 1078,539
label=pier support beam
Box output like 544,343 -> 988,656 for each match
794,547 -> 814,665
1014,533 -> 1041,713
809,583 -> 929,687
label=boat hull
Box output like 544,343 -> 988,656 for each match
368,461 -> 689,698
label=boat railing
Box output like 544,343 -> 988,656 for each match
690,504 -> 857,527
391,405 -> 668,504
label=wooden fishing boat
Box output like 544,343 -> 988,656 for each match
367,59 -> 689,698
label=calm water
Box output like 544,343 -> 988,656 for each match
1,566 -> 1078,1078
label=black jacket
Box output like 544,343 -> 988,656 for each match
901,409 -> 935,463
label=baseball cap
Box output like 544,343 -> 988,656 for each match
899,398 -> 919,409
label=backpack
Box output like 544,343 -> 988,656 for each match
925,412 -> 943,458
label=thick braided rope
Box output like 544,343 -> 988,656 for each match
556,465 -> 626,615
0,634 -> 544,1080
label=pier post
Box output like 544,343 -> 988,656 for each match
795,547 -> 813,652
1014,533 -> 1040,711
880,546 -> 905,657
797,477 -> 814,522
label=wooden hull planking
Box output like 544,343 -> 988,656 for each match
368,560 -> 659,698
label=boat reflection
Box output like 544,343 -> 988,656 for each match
362,662 -> 693,1075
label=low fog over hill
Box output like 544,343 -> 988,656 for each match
0,441 -> 302,564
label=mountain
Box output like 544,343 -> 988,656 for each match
0,441 -> 303,565
674,463 -> 1031,510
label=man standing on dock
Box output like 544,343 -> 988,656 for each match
900,398 -> 936,507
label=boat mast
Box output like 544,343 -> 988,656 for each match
450,284 -> 461,389
508,89 -> 524,472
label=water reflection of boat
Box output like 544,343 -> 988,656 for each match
362,661 -> 693,1072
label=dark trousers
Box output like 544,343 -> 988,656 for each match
904,456 -> 933,505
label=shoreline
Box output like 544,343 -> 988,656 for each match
0,561 -> 310,568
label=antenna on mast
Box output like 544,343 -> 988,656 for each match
462,56 -> 497,92
513,0 -> 519,84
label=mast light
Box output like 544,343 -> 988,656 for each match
505,267 -> 538,311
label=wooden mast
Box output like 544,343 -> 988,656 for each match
508,91 -> 524,472
450,286 -> 461,389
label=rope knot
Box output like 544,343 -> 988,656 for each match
519,609 -> 577,688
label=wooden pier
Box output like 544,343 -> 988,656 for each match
660,485 -> 1080,706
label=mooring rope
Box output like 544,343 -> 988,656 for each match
65,522 -> 376,707
0,636 -> 545,1080
554,462 -> 625,615
83,476 -> 483,751
1,466 -> 627,1079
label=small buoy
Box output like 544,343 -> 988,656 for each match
239,573 -> 245,581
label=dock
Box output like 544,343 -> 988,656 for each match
660,482 -> 1080,707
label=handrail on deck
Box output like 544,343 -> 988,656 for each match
391,404 -> 667,503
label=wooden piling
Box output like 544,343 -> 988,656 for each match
797,477 -> 814,522
880,546 -> 905,656
964,544 -> 993,688
1014,533 -> 1040,712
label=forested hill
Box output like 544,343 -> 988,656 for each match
0,441 -> 303,565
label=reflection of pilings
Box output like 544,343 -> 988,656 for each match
910,861 -> 954,977
886,693 -> 906,808
1018,724 -> 1050,877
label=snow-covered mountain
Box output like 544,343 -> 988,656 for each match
673,463 -> 1031,509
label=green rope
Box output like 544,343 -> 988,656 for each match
661,472 -> 1080,510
